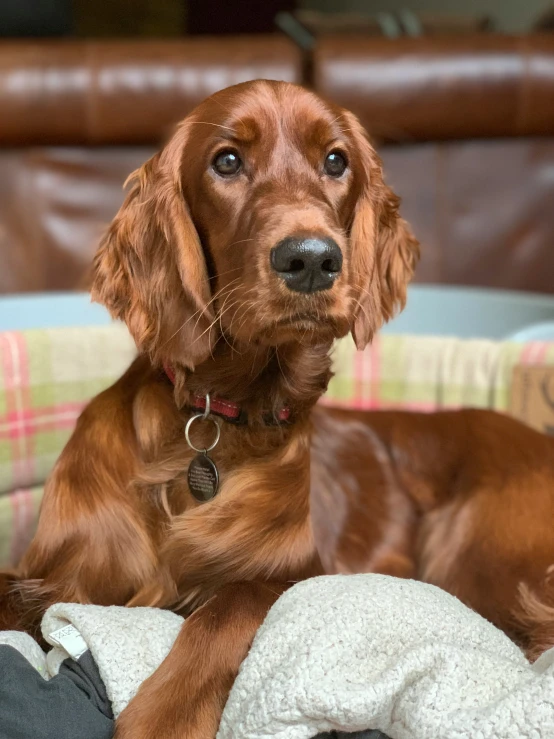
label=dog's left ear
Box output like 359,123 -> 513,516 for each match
346,114 -> 420,350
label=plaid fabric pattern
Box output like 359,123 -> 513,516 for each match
0,486 -> 43,568
1,328 -> 554,568
323,335 -> 554,413
0,326 -> 136,496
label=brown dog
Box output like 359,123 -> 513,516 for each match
1,80 -> 553,739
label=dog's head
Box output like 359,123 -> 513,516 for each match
92,80 -> 419,368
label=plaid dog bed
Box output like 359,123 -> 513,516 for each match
0,327 -> 136,496
323,335 -> 554,412
1,326 -> 553,567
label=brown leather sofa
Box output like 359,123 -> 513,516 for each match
1,34 -> 553,295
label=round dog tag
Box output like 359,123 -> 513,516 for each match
187,453 -> 219,502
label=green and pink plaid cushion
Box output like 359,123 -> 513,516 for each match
2,327 -> 554,567
323,335 -> 554,412
0,486 -> 43,568
0,326 -> 136,497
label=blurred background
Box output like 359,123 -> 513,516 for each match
2,0 -> 554,36
0,0 -> 552,302
0,0 -> 553,306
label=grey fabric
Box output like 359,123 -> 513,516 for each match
0,645 -> 113,739
57,651 -> 113,719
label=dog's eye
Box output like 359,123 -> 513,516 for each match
324,151 -> 348,178
212,150 -> 242,177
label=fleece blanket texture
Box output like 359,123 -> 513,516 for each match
2,575 -> 554,738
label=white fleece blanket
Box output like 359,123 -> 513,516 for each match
2,574 -> 554,738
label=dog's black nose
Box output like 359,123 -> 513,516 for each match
270,237 -> 343,294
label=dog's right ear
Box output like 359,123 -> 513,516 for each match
91,124 -> 215,369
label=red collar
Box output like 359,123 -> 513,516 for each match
163,364 -> 291,425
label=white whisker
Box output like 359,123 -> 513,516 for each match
190,121 -> 237,133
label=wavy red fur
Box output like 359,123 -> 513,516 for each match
2,81 -> 553,739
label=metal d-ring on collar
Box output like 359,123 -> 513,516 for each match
184,393 -> 221,453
